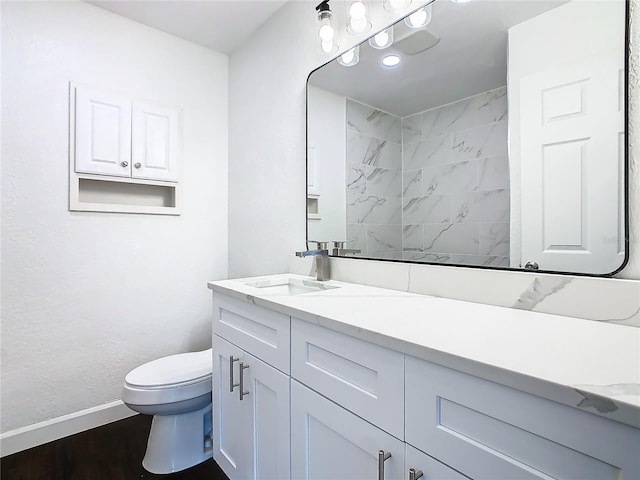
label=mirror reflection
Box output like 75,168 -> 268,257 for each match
307,0 -> 627,275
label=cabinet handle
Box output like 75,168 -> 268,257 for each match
377,450 -> 391,480
229,356 -> 240,392
120,161 -> 129,167
239,362 -> 250,401
134,162 -> 142,169
409,468 -> 423,480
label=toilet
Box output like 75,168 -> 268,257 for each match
122,349 -> 213,474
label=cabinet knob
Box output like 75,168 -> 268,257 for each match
377,450 -> 392,480
134,162 -> 142,169
409,468 -> 423,480
120,161 -> 129,168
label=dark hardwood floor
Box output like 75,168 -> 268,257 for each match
1,415 -> 229,480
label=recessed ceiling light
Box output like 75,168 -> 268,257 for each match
382,54 -> 401,67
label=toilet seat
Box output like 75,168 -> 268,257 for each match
122,350 -> 212,406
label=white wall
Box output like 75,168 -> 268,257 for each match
307,85 -> 346,242
228,0 -> 411,276
1,1 -> 228,434
229,0 -> 638,280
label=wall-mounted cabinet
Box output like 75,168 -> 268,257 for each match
69,83 -> 181,215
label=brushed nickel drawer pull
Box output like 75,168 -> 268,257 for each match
239,362 -> 250,400
378,450 -> 391,480
229,356 -> 239,392
409,468 -> 423,480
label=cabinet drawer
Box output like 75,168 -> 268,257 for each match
213,293 -> 290,374
406,356 -> 640,480
291,318 -> 404,439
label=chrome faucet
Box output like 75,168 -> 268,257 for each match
332,240 -> 361,257
295,241 -> 330,281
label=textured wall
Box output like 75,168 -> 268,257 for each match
1,1 -> 228,432
228,1 -> 412,277
626,0 -> 640,279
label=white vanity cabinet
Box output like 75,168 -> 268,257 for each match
212,294 -> 291,480
291,379 -> 405,480
405,356 -> 640,479
209,284 -> 640,480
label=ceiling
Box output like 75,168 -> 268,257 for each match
309,0 -> 566,117
87,0 -> 288,54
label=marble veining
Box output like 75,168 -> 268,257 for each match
400,87 -> 510,266
346,100 -> 401,144
512,277 -> 573,311
346,100 -> 403,258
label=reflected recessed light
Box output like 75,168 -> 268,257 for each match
382,54 -> 401,67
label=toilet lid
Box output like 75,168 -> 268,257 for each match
125,350 -> 212,388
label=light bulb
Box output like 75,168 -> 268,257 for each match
375,31 -> 388,45
337,46 -> 359,67
350,16 -> 368,33
384,0 -> 411,11
319,23 -> 334,41
390,0 -> 410,8
382,54 -> 400,67
321,39 -> 334,53
404,4 -> 432,28
369,27 -> 394,49
349,1 -> 366,19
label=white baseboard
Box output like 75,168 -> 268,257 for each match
0,400 -> 137,457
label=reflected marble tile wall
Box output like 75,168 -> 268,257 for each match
401,86 -> 510,266
346,99 -> 403,258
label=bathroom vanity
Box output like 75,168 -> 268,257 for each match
208,274 -> 640,479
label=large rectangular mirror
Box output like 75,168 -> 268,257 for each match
307,0 -> 628,275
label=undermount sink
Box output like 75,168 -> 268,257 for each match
244,277 -> 339,295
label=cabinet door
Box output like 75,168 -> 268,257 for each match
132,102 -> 180,182
406,356 -> 640,480
291,380 -> 404,480
75,86 -> 131,177
212,336 -> 252,480
243,351 -> 290,480
405,444 -> 469,480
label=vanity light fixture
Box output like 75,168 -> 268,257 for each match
382,54 -> 401,67
405,4 -> 432,28
316,0 -> 338,54
337,45 -> 360,66
369,26 -> 394,49
383,0 -> 412,12
347,1 -> 372,35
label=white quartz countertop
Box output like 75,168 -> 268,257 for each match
208,274 -> 640,429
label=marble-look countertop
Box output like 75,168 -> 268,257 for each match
208,274 -> 640,429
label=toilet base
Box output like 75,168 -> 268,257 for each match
142,402 -> 213,474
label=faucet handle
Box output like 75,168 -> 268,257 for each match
309,240 -> 329,250
332,240 -> 354,249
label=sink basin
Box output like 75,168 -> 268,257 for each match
244,277 -> 339,295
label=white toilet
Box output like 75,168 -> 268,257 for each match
122,349 -> 213,474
